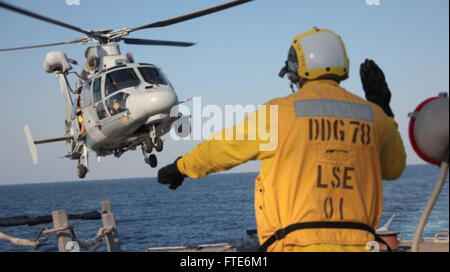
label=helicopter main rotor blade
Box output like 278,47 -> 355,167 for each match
0,39 -> 87,52
128,0 -> 253,33
123,38 -> 195,47
0,1 -> 97,38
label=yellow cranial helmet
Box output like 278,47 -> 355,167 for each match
279,28 -> 350,86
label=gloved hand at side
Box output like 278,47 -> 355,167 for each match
360,59 -> 394,117
157,157 -> 186,190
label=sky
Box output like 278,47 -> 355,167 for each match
0,0 -> 448,185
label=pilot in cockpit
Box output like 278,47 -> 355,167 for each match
109,99 -> 122,115
105,79 -> 118,97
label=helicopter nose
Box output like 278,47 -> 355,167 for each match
126,88 -> 178,120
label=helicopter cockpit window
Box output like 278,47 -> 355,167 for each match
92,77 -> 102,103
96,102 -> 108,120
106,93 -> 129,116
138,67 -> 169,85
81,81 -> 92,107
104,68 -> 140,97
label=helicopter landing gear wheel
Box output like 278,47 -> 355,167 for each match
145,154 -> 158,168
154,138 -> 163,153
77,164 -> 88,179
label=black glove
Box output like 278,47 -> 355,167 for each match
158,157 -> 186,190
360,59 -> 394,117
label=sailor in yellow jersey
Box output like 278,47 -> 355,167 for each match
158,28 -> 406,252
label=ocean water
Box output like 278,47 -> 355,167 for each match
0,164 -> 448,252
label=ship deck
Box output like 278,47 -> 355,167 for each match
145,240 -> 449,252
399,240 -> 449,252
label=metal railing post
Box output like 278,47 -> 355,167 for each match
101,201 -> 121,252
52,209 -> 75,252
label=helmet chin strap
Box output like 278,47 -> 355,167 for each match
287,73 -> 300,93
279,62 -> 299,93
289,82 -> 296,93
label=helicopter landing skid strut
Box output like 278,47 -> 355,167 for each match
148,125 -> 164,152
142,127 -> 160,168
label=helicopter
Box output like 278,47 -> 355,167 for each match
0,0 -> 253,179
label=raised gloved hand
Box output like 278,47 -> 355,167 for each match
360,59 -> 394,117
158,157 -> 186,190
